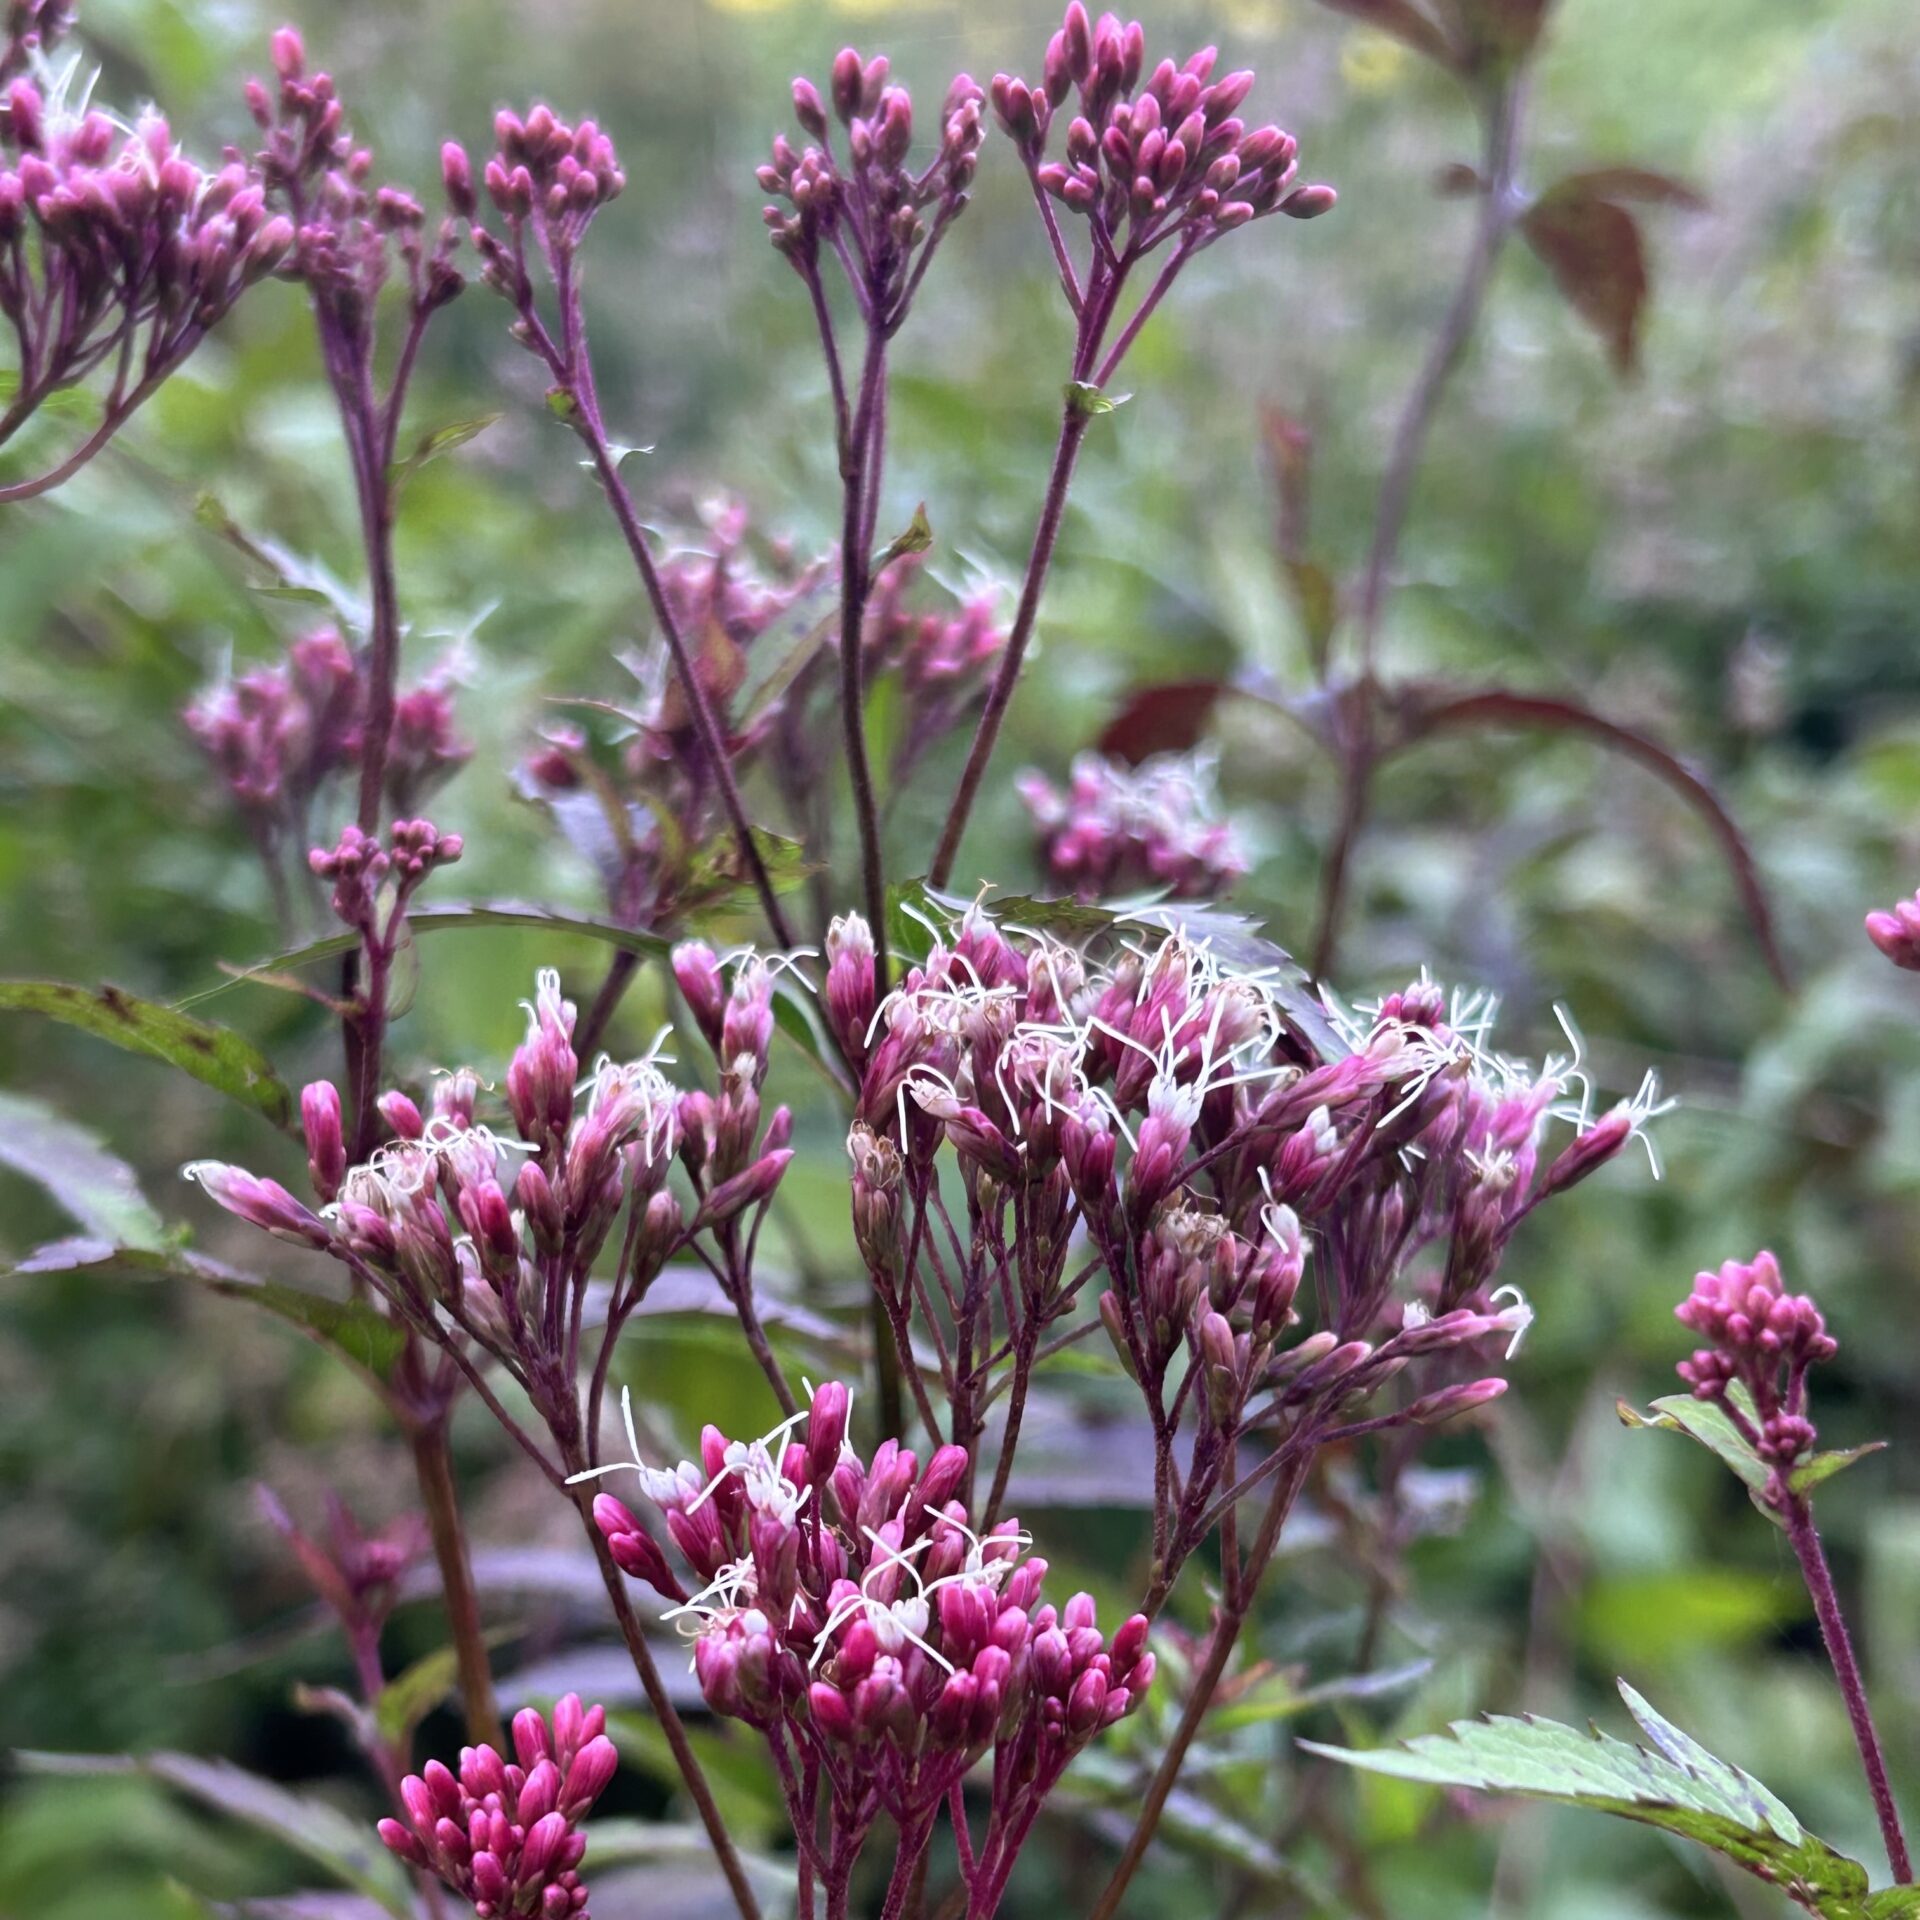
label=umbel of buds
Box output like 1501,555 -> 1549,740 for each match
762,47 -> 985,334
1676,1249 -> 1837,1485
994,3 -> 1334,274
579,1380 -> 1151,1915
0,69 -> 291,495
378,1695 -> 616,1918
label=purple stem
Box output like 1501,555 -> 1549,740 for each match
405,1415 -> 502,1750
1784,1494 -> 1912,1882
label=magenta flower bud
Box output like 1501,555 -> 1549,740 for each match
562,1734 -> 617,1813
512,1706 -> 552,1770
1406,1377 -> 1508,1426
440,141 -> 476,218
377,1816 -> 423,1865
831,47 -> 864,123
806,1379 -> 851,1483
792,76 -> 828,138
378,1089 -> 425,1140
517,1808 -> 567,1886
270,25 -> 305,80
185,1162 -> 330,1248
301,1080 -> 346,1202
1281,182 -> 1337,219
1866,892 -> 1920,970
672,941 -> 727,1048
691,1149 -> 793,1232
916,1443 -> 970,1514
1067,1667 -> 1109,1737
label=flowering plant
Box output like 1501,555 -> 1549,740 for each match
1,3 -> 1910,1918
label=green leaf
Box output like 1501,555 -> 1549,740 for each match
193,495 -> 370,633
0,979 -> 294,1127
1302,1678 -> 1877,1910
545,386 -> 580,420
873,500 -> 934,572
679,829 -> 814,915
371,1645 -> 461,1750
1618,1389 -> 1777,1516
0,1091 -> 168,1248
1790,1441 -> 1888,1498
18,1752 -> 413,1918
1065,380 -> 1131,417
9,1238 -> 408,1390
179,901 -> 683,1009
387,411 -> 502,495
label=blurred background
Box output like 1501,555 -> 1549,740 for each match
4,0 -> 1920,1914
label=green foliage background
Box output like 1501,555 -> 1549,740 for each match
3,0 -> 1920,1915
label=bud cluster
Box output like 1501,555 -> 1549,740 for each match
0,68 -> 290,486
992,3 -> 1333,272
763,50 -> 985,335
1018,749 -> 1250,902
581,1381 -> 1149,1912
378,1695 -> 616,1919
184,630 -> 467,853
248,27 -> 462,334
1676,1249 -> 1837,1478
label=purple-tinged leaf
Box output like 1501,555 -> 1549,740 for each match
1096,680 -> 1224,763
1391,685 -> 1789,985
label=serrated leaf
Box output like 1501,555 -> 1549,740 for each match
179,902 -> 681,1010
18,1752 -> 413,1918
9,1239 -> 408,1390
0,979 -> 294,1126
387,411 -> 502,495
1302,1679 -> 1878,1910
0,1091 -> 168,1248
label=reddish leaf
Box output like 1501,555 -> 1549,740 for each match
1309,0 -> 1459,70
1457,0 -> 1555,66
1520,184 -> 1651,374
1390,685 -> 1789,986
1554,166 -> 1706,210
1097,679 -> 1225,764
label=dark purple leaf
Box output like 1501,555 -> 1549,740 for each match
1521,183 -> 1651,374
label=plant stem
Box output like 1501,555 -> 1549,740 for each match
406,1415 -> 502,1750
1087,1444 -> 1317,1920
568,1461 -> 765,1920
1784,1495 -> 1912,1883
1311,80 -> 1522,977
839,328 -> 892,992
930,401 -> 1090,889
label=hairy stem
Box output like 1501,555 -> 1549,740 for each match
406,1416 -> 502,1750
1784,1495 -> 1912,1882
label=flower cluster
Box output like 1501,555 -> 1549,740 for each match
0,66 -> 290,493
249,28 -> 462,333
993,3 -> 1333,272
1865,890 -> 1920,972
762,49 -> 985,334
1019,750 -> 1249,902
582,1380 -> 1150,1912
1676,1250 -> 1837,1478
378,1695 -> 616,1919
185,631 -> 467,851
822,903 -> 1651,1595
